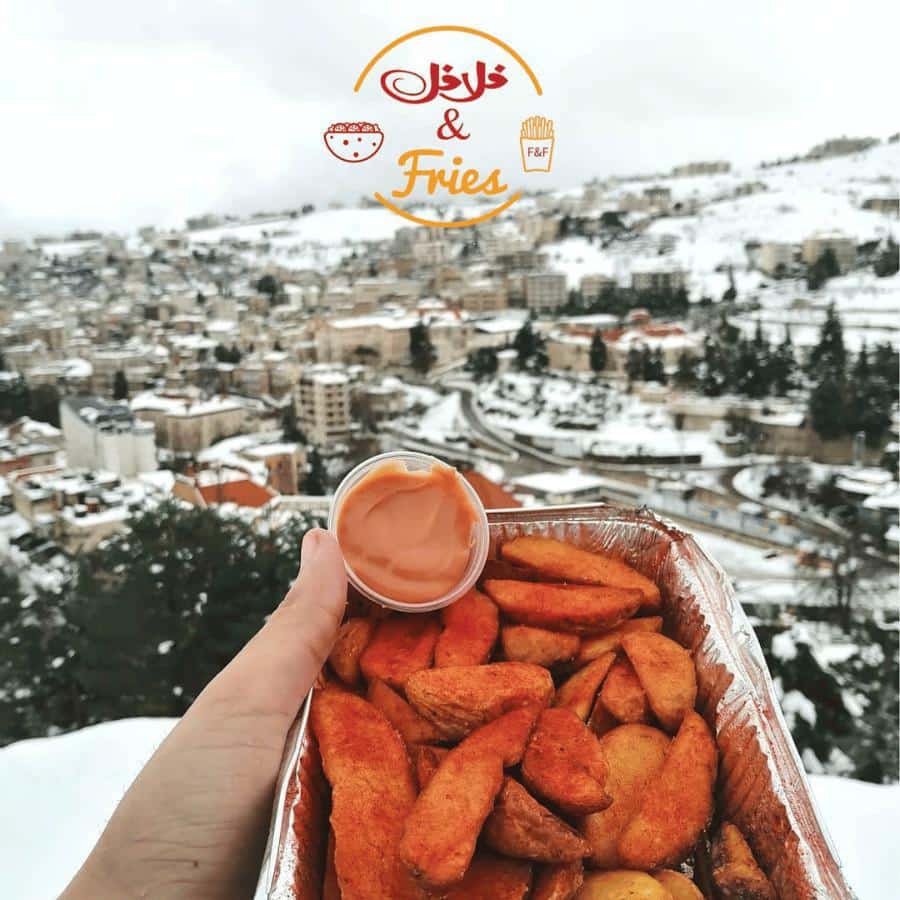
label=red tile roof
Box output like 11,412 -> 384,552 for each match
198,479 -> 275,508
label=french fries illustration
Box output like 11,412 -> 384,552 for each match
520,115 -> 555,172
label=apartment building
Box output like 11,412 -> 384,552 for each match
758,241 -> 796,276
297,366 -> 353,445
672,160 -> 731,176
524,272 -> 567,312
862,197 -> 899,215
580,273 -> 617,301
631,264 -> 687,293
131,393 -> 247,453
801,232 -> 857,273
61,396 -> 157,476
458,281 -> 508,314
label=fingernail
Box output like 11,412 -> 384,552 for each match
301,528 -> 323,567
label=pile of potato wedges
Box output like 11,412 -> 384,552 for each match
312,536 -> 777,899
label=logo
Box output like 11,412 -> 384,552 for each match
324,25 -> 556,228
323,122 -> 384,163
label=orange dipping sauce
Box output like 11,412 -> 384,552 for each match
335,458 -> 479,604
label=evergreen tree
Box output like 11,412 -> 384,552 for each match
273,340 -> 284,352
699,338 -> 727,397
229,343 -> 243,364
625,346 -> 644,382
589,331 -> 608,373
281,403 -> 306,443
0,373 -> 30,423
873,237 -> 899,277
213,343 -> 229,363
809,374 -> 847,439
112,369 -> 129,401
513,318 -> 539,371
466,347 -> 499,381
256,274 -> 279,298
0,349 -> 5,370
807,247 -> 840,290
722,267 -> 737,303
674,351 -> 698,389
409,320 -> 437,374
29,384 -> 61,427
807,304 -> 846,377
304,447 -> 327,494
717,310 -> 740,345
871,343 -> 899,383
769,328 -> 798,396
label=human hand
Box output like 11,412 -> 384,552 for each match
61,528 -> 347,899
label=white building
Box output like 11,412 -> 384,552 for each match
61,396 -> 157,476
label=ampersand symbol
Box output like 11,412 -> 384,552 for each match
437,107 -> 470,141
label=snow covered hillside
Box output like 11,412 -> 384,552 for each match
0,717 -> 896,898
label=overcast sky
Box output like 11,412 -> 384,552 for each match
1,0 -> 897,238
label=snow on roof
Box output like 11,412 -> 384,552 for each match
512,469 -> 606,495
131,393 -> 243,417
243,442 -> 298,458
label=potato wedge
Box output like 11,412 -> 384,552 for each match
435,587 -> 499,667
412,744 -> 448,790
578,870 -> 672,899
359,615 -> 440,690
576,617 -> 663,666
522,708 -> 611,817
554,652 -> 616,720
500,536 -> 661,609
367,679 -> 444,746
618,711 -> 717,870
503,624 -> 581,666
532,861 -> 584,900
484,579 -> 642,634
621,633 -> 697,733
599,657 -> 650,724
405,662 -> 553,741
328,617 -> 375,685
323,830 -> 339,900
581,724 -> 670,868
711,822 -> 776,900
483,777 -> 591,863
310,688 -> 422,900
399,709 -> 531,889
587,696 -> 618,737
652,870 -> 704,900
443,851 -> 532,900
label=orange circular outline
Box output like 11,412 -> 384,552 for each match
373,192 -> 523,228
354,25 -> 543,96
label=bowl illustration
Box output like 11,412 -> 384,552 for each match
324,122 -> 384,163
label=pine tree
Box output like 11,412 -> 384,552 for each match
29,384 -> 61,426
625,346 -> 644,382
809,374 -> 846,439
770,328 -> 798,396
466,347 -> 499,380
304,447 -> 327,494
589,331 -> 608,373
873,238 -> 899,277
0,373 -> 30,423
214,343 -> 229,363
700,338 -> 727,397
513,318 -> 539,371
674,351 -> 698,389
281,403 -> 306,443
409,320 -> 437,374
112,369 -> 129,400
807,304 -> 846,378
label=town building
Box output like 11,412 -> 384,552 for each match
758,242 -> 796,277
672,160 -> 731,176
524,272 -> 567,312
801,232 -> 857,273
631,263 -> 687,293
61,396 -> 157,476
296,365 -> 353,445
130,393 -> 248,454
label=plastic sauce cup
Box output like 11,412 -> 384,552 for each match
328,450 -> 490,613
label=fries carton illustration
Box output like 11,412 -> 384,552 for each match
520,115 -> 555,172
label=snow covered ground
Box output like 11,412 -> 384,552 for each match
476,372 -> 728,463
0,717 -> 895,898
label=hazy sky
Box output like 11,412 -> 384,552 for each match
1,0 -> 897,238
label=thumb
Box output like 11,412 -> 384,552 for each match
194,528 -> 347,721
